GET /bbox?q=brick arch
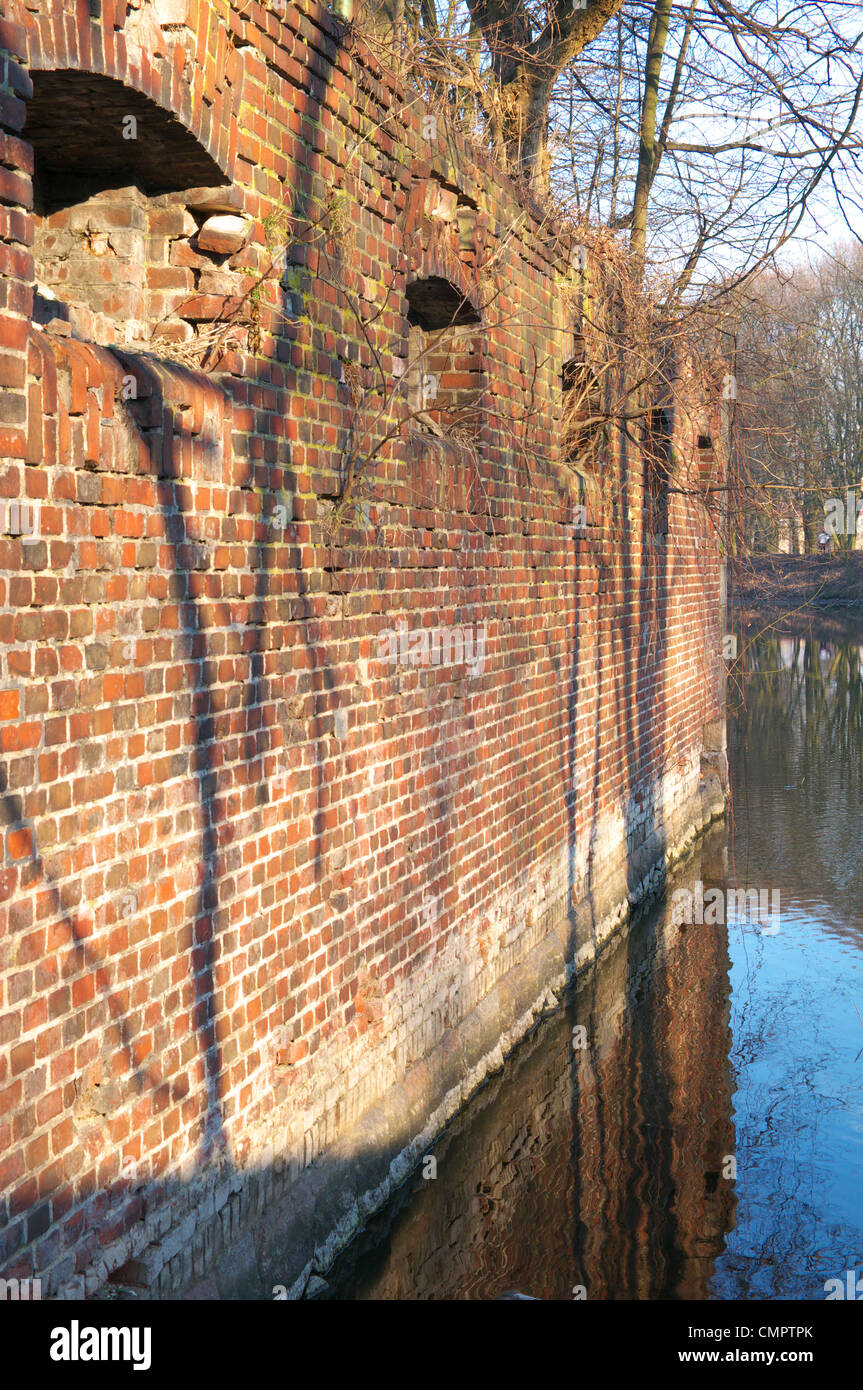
[407,223,483,327]
[406,271,481,328]
[24,70,230,194]
[404,218,486,439]
[10,0,238,188]
[7,3,265,353]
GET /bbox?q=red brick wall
[0,1,727,1298]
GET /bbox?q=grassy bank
[730,554,863,640]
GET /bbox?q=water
[323,630,863,1300]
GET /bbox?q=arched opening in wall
[404,276,482,439]
[24,71,247,357]
[561,339,604,530]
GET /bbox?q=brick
[0,690,19,720]
[0,18,26,59]
[10,1042,35,1077]
[0,166,32,210]
[0,722,40,753]
[0,353,26,389]
[0,131,35,178]
[0,318,28,353]
[0,93,26,134]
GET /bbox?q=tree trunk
[466,0,628,183]
[498,66,554,180]
[362,0,405,44]
[630,0,673,282]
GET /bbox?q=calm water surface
[325,631,863,1300]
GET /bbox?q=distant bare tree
[731,246,863,552]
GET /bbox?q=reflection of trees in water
[729,634,863,910]
[733,634,863,772]
[715,630,863,1298]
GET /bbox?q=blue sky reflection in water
[712,631,863,1298]
[323,631,863,1300]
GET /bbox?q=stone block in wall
[151,0,191,22]
[426,185,457,223]
[183,186,244,215]
[196,214,251,255]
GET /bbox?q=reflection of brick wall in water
[339,879,735,1300]
[573,897,736,1301]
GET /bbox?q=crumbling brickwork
[0,0,728,1299]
